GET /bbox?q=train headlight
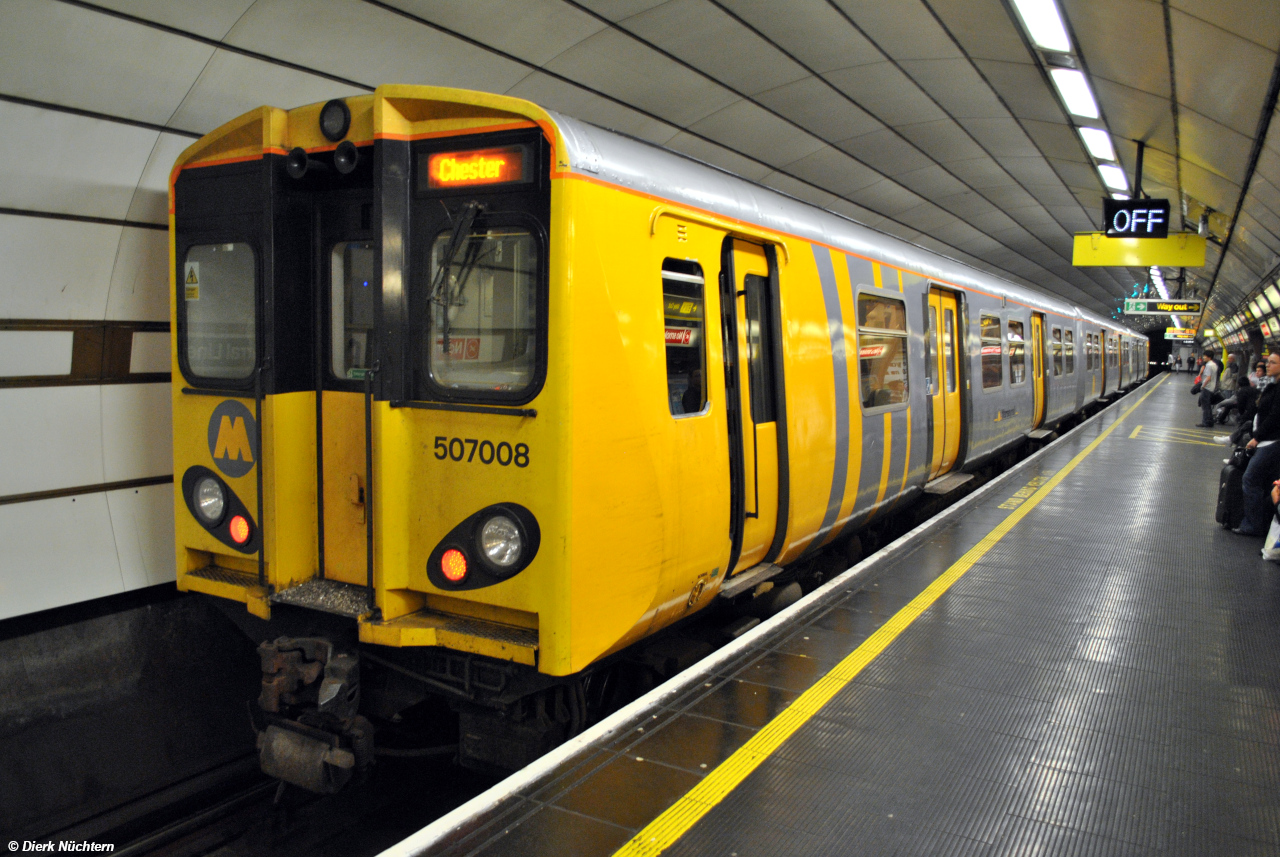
[478,515,523,569]
[193,476,226,525]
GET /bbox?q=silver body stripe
[546,110,1141,340]
[813,245,849,542]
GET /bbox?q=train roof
[547,109,1140,336]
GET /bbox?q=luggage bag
[1217,461,1245,529]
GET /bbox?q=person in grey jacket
[1196,350,1220,428]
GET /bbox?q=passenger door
[1030,313,1046,428]
[927,287,961,480]
[315,191,376,585]
[723,239,780,572]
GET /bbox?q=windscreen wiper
[429,200,484,357]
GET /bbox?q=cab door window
[663,260,707,416]
[181,242,257,380]
[331,241,376,379]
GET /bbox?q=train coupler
[255,637,373,792]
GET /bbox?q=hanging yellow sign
[1072,232,1206,267]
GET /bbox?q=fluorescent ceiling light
[1258,293,1273,312]
[1150,267,1169,299]
[1111,192,1130,200]
[1251,299,1263,319]
[1098,164,1128,191]
[1050,69,1100,118]
[1078,127,1116,161]
[1011,0,1072,52]
[1267,284,1280,307]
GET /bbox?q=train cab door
[315,192,377,585]
[926,287,961,480]
[1030,312,1046,428]
[723,239,780,573]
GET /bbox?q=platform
[385,372,1280,857]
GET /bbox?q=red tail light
[229,515,251,545]
[441,548,468,582]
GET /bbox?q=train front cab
[170,89,584,783]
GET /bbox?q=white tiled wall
[0,331,74,376]
[0,494,125,620]
[0,0,644,619]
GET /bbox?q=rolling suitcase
[1216,454,1246,530]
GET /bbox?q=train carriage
[169,85,1146,789]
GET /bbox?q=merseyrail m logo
[207,400,257,478]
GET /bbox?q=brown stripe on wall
[0,475,174,507]
[0,320,170,388]
[0,205,168,232]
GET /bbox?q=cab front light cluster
[181,466,259,553]
[427,504,540,590]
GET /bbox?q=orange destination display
[425,146,527,189]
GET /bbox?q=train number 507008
[433,436,529,467]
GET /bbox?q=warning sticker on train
[208,400,257,478]
[184,262,199,301]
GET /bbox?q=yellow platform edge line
[612,375,1167,857]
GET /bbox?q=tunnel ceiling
[5,0,1280,336]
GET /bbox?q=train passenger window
[743,273,776,423]
[331,241,376,379]
[944,308,956,393]
[425,227,538,394]
[980,313,1003,389]
[925,306,937,393]
[857,294,908,408]
[1007,319,1026,385]
[1051,327,1063,376]
[662,260,707,416]
[1088,334,1096,371]
[1065,330,1075,374]
[182,242,257,379]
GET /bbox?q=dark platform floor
[401,373,1280,857]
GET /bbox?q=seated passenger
[1232,353,1280,536]
[1216,362,1267,445]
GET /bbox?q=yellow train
[170,85,1148,790]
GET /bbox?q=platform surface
[405,373,1280,857]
